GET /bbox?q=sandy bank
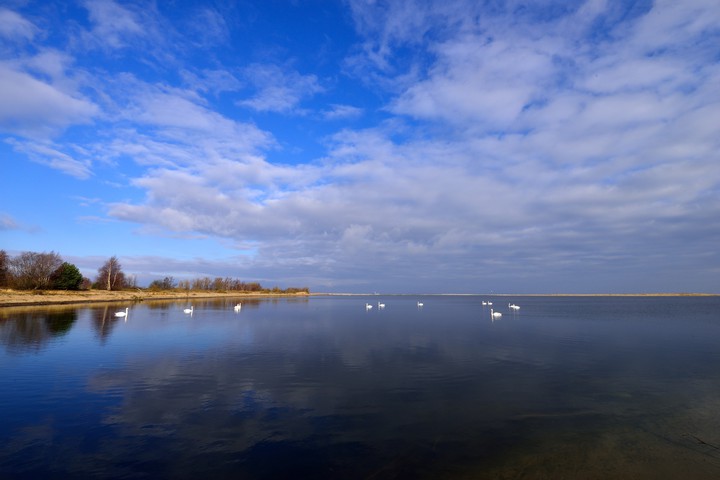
[0,289,308,308]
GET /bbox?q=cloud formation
[0,7,38,41]
[2,0,719,293]
[0,65,97,137]
[238,63,323,113]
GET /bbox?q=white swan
[417,301,424,307]
[183,306,194,314]
[378,302,385,309]
[115,307,128,318]
[491,309,502,318]
[482,301,487,306]
[365,303,373,310]
[509,303,520,310]
[234,303,242,312]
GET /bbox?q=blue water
[2,295,720,479]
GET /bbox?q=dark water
[2,295,720,479]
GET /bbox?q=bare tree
[148,276,175,290]
[126,274,138,289]
[8,251,63,289]
[96,256,125,291]
[212,277,225,291]
[0,250,8,288]
[192,277,212,290]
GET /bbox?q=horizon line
[311,292,719,297]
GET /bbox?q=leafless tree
[0,250,8,288]
[8,251,63,289]
[96,256,126,291]
[126,274,138,289]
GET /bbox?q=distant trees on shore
[0,250,309,294]
[147,275,308,294]
[0,250,87,290]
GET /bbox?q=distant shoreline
[0,289,309,308]
[310,292,719,297]
[1,289,716,308]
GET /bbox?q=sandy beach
[0,289,308,308]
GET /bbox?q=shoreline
[314,292,718,296]
[0,289,309,308]
[2,289,716,308]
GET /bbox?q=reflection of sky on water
[2,296,720,478]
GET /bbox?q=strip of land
[0,289,308,308]
[2,289,715,308]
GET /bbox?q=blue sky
[1,0,719,294]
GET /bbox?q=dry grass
[0,289,307,307]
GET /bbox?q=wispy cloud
[322,104,363,120]
[0,212,40,234]
[0,64,98,138]
[184,7,230,47]
[0,212,19,231]
[0,7,38,41]
[7,139,93,179]
[238,63,323,113]
[79,0,147,50]
[0,9,98,139]
[180,69,243,96]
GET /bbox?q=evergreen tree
[51,262,84,290]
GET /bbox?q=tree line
[148,276,309,294]
[0,250,309,294]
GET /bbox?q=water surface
[2,295,720,479]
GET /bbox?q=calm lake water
[2,295,720,479]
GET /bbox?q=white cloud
[391,38,553,127]
[580,57,688,94]
[346,0,472,72]
[180,69,243,95]
[0,212,19,230]
[185,7,230,47]
[23,50,73,81]
[0,212,40,234]
[628,0,720,54]
[7,139,93,179]
[0,8,38,41]
[0,65,98,138]
[81,0,145,50]
[104,83,274,165]
[323,104,363,120]
[238,64,323,113]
